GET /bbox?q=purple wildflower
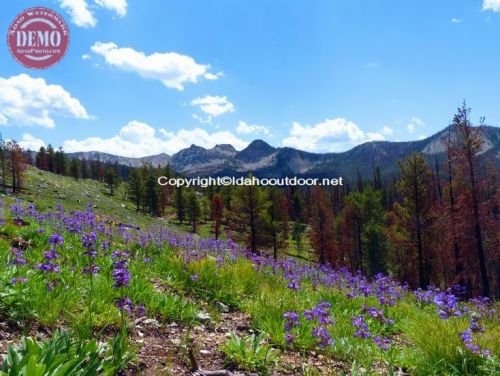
[10,277,28,284]
[36,262,60,273]
[43,249,59,260]
[286,279,300,291]
[82,265,100,275]
[434,292,462,319]
[373,336,391,351]
[10,248,26,265]
[113,267,130,288]
[48,233,64,246]
[116,297,133,313]
[312,326,333,348]
[352,315,371,338]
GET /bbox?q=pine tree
[175,186,186,223]
[396,153,433,288]
[0,134,6,192]
[127,169,144,211]
[186,190,201,233]
[211,193,224,239]
[263,188,289,260]
[309,187,336,265]
[69,158,81,180]
[448,103,490,296]
[36,146,48,171]
[145,174,159,216]
[292,221,306,255]
[47,144,55,173]
[104,167,119,195]
[232,181,268,255]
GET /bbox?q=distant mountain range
[68,125,500,182]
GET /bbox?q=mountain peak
[236,139,276,163]
[210,144,237,156]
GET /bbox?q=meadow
[0,168,498,375]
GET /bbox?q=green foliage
[1,330,104,376]
[221,332,279,374]
[1,330,136,376]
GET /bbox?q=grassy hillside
[0,168,498,375]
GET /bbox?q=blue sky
[1,0,500,157]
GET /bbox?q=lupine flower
[352,315,371,338]
[190,274,199,282]
[10,248,26,265]
[373,335,391,351]
[81,232,97,248]
[43,249,59,260]
[302,302,335,348]
[434,292,462,319]
[48,233,64,246]
[286,279,300,291]
[312,326,333,348]
[116,297,133,313]
[10,277,28,284]
[113,266,130,288]
[36,263,60,273]
[82,265,100,275]
[283,311,299,331]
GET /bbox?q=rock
[199,349,211,355]
[121,204,126,208]
[215,301,230,313]
[171,338,182,346]
[142,318,160,327]
[196,312,211,323]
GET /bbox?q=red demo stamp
[7,7,70,69]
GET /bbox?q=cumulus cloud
[90,42,220,90]
[94,0,127,17]
[236,121,270,135]
[59,0,96,28]
[406,117,426,134]
[190,96,235,124]
[483,0,500,12]
[282,118,385,152]
[0,74,90,128]
[63,120,248,157]
[381,126,394,136]
[58,0,127,28]
[17,133,46,150]
[451,18,463,24]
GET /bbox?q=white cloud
[0,74,90,128]
[366,132,385,141]
[18,133,46,150]
[82,54,91,60]
[59,0,96,28]
[282,118,385,152]
[381,126,394,136]
[190,96,235,122]
[406,117,426,134]
[63,121,248,157]
[236,121,270,135]
[192,113,212,124]
[483,0,500,12]
[58,0,128,28]
[451,18,463,24]
[94,0,127,17]
[90,42,220,90]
